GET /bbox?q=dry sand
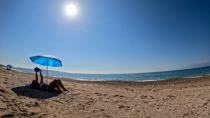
[0,67,210,118]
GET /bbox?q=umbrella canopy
[30,55,62,67]
[29,55,62,83]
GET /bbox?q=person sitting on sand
[31,67,68,93]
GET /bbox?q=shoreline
[4,64,210,82]
[4,68,210,90]
[9,68,210,88]
[10,67,210,83]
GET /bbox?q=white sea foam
[184,75,204,79]
[134,79,164,82]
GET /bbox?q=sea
[14,66,210,81]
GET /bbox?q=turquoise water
[16,66,210,81]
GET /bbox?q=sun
[65,3,78,17]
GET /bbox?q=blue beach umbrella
[29,55,62,82]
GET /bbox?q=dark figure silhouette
[31,67,68,93]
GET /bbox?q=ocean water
[15,66,210,81]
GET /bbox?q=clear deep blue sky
[0,0,210,73]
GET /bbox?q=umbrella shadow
[12,86,59,99]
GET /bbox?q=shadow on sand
[12,86,59,99]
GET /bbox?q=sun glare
[65,3,78,17]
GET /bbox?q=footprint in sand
[1,113,14,117]
[200,100,210,107]
[0,101,7,110]
[77,103,86,110]
[140,95,147,99]
[95,92,107,97]
[3,82,8,84]
[140,95,154,99]
[86,100,95,105]
[113,94,125,98]
[161,95,176,101]
[0,88,6,93]
[118,104,131,110]
[91,109,105,113]
[153,89,161,92]
[167,95,176,100]
[124,88,134,91]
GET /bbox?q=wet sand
[0,67,210,118]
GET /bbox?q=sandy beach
[0,67,210,118]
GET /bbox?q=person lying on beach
[31,67,68,93]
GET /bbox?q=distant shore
[1,67,210,118]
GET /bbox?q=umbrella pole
[46,65,48,84]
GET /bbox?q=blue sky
[0,0,210,73]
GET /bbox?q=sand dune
[0,68,210,118]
